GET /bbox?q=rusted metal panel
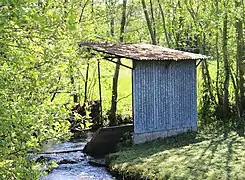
[80,42,210,61]
[133,60,197,137]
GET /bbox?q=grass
[53,59,132,116]
[108,132,245,180]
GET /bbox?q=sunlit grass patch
[108,132,245,180]
[53,59,132,116]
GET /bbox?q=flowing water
[38,136,115,180]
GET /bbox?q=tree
[0,1,85,178]
[109,0,128,125]
[222,1,230,125]
[235,0,245,135]
[158,0,171,47]
[141,0,157,45]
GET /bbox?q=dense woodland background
[1,0,245,179]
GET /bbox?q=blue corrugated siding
[133,60,197,134]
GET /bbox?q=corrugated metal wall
[133,60,197,135]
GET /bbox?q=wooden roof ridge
[79,42,211,61]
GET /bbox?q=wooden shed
[79,42,209,144]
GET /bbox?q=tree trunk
[110,18,115,36]
[107,0,115,36]
[222,9,230,125]
[91,0,94,14]
[71,75,78,103]
[149,0,156,42]
[235,0,245,135]
[84,61,90,103]
[109,0,127,126]
[175,1,184,48]
[119,0,127,42]
[51,76,61,102]
[78,0,90,23]
[109,58,121,125]
[214,0,222,106]
[158,0,170,48]
[141,0,157,45]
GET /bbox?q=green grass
[53,59,132,115]
[101,59,132,115]
[108,132,245,180]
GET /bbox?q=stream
[37,134,115,180]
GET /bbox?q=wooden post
[97,59,103,124]
[84,61,90,103]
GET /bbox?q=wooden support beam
[97,59,103,124]
[196,59,203,67]
[84,50,133,69]
[104,57,133,70]
[84,61,90,103]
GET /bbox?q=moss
[108,132,245,180]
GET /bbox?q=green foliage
[0,0,245,178]
[0,1,81,179]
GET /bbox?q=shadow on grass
[109,132,239,180]
[187,134,236,179]
[109,132,203,171]
[226,140,233,180]
[122,131,204,157]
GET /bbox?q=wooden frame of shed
[79,42,210,144]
